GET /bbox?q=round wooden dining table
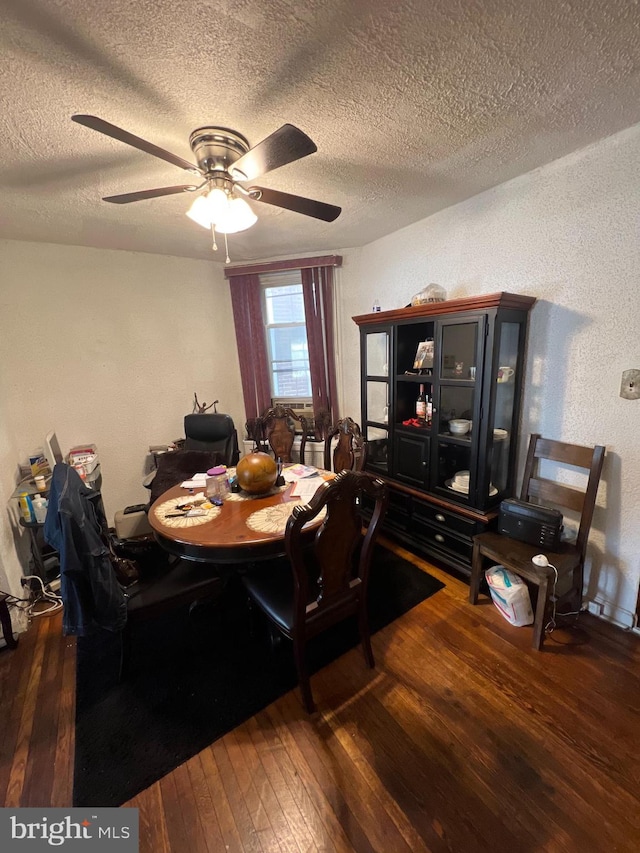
[148,475,330,564]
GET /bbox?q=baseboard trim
[586,598,636,630]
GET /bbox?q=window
[261,271,311,400]
[226,255,341,424]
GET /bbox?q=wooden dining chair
[262,404,309,463]
[120,560,226,678]
[240,469,388,712]
[244,417,268,454]
[324,416,367,473]
[118,450,229,676]
[469,434,605,650]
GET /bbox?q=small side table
[19,517,55,581]
[0,593,18,649]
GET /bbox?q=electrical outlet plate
[620,369,640,399]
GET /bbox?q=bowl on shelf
[449,419,471,435]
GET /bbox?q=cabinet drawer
[411,501,481,538]
[385,490,412,532]
[412,519,474,562]
[362,489,411,533]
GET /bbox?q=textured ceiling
[1,0,640,263]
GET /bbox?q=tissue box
[69,444,99,474]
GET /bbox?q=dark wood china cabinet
[354,292,536,577]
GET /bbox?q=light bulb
[186,188,231,229]
[215,197,257,233]
[185,194,212,229]
[206,188,230,221]
[186,190,257,234]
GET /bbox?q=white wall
[0,240,243,608]
[335,122,640,628]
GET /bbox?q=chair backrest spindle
[285,470,388,635]
[519,433,605,560]
[323,416,366,473]
[261,405,308,463]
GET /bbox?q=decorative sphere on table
[236,452,278,494]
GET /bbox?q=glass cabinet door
[487,320,522,495]
[432,317,483,501]
[362,330,389,473]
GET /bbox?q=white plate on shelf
[445,479,498,497]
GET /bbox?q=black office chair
[240,469,388,712]
[183,413,240,466]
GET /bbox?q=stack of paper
[290,475,324,499]
[282,464,317,483]
[180,472,209,489]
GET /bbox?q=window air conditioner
[272,399,314,424]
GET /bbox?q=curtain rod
[224,255,342,279]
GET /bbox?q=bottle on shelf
[18,492,35,523]
[32,494,48,524]
[416,384,427,421]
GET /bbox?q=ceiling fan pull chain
[224,232,230,264]
[210,222,218,252]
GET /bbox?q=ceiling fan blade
[248,186,341,222]
[230,124,317,181]
[72,115,201,174]
[103,185,198,204]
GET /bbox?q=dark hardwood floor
[1,538,639,852]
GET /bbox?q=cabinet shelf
[396,374,433,383]
[355,291,535,577]
[437,433,473,443]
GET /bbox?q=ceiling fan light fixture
[214,197,257,234]
[185,194,213,229]
[205,187,231,221]
[72,115,340,253]
[186,189,256,233]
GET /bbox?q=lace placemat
[246,502,326,535]
[153,496,221,528]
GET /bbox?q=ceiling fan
[71,114,341,256]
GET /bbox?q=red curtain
[229,274,271,420]
[302,266,338,425]
[228,261,340,427]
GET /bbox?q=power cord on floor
[533,557,588,645]
[3,575,63,620]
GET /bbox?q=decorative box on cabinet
[354,292,536,577]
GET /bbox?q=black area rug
[73,547,444,807]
